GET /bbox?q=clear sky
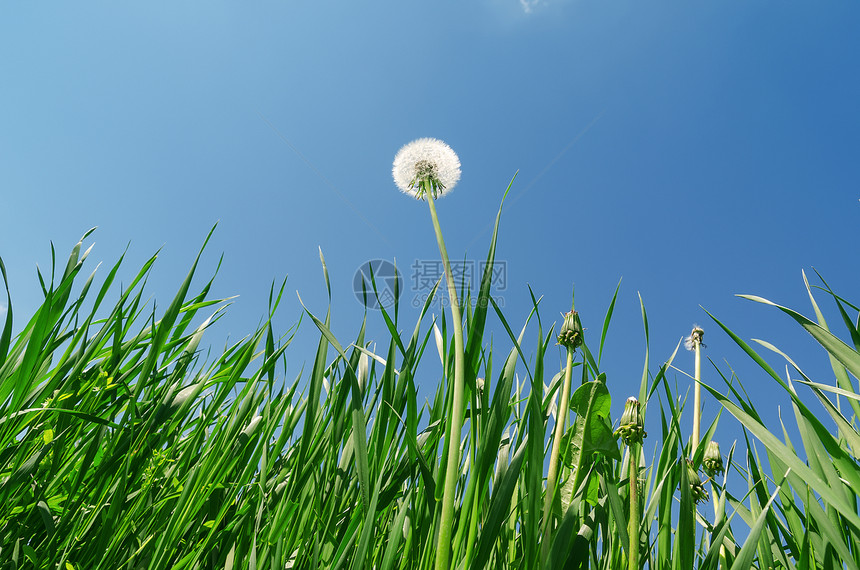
[1,1,858,436]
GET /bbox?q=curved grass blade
[0,256,13,367]
[597,279,621,366]
[729,474,785,570]
[738,294,860,382]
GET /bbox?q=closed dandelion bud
[474,377,485,410]
[686,459,709,504]
[557,311,583,349]
[703,440,724,478]
[615,397,646,445]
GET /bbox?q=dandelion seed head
[392,138,461,199]
[684,324,705,351]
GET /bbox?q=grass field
[2,170,860,569]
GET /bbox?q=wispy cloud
[519,0,542,13]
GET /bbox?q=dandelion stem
[628,441,640,570]
[462,402,482,565]
[463,480,480,563]
[540,346,575,564]
[692,337,702,453]
[426,181,466,570]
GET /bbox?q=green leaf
[567,380,620,463]
[469,434,528,570]
[738,294,860,382]
[700,379,860,532]
[729,476,784,570]
[0,256,13,368]
[597,279,621,366]
[676,458,694,570]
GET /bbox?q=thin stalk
[427,182,467,570]
[628,442,640,570]
[507,480,519,565]
[463,477,481,563]
[692,337,701,452]
[452,424,478,562]
[463,398,482,564]
[540,348,574,563]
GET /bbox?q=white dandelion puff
[392,138,461,199]
[684,325,705,351]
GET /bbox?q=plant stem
[426,183,467,570]
[540,347,575,564]
[628,442,640,570]
[463,478,480,563]
[692,337,702,453]
[463,400,482,565]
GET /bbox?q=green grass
[2,199,860,569]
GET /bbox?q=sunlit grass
[2,196,859,569]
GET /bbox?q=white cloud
[519,0,542,13]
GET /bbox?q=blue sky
[1,1,859,438]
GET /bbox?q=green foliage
[1,210,857,569]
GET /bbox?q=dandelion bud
[686,459,709,504]
[703,440,724,478]
[474,377,485,411]
[615,397,646,445]
[557,311,583,350]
